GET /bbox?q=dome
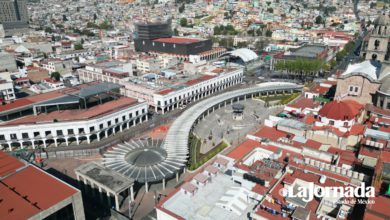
[319,100,363,121]
[380,76,390,94]
[374,14,390,26]
[222,48,259,63]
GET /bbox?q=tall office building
[0,0,28,30]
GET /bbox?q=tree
[315,15,323,25]
[180,18,187,27]
[74,43,83,50]
[62,15,68,22]
[267,8,273,13]
[50,72,61,81]
[178,4,185,13]
[45,27,53,33]
[265,29,273,37]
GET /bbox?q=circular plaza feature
[125,147,167,167]
[102,139,186,183]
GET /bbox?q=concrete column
[65,138,69,146]
[105,130,108,138]
[120,125,123,132]
[19,141,24,149]
[98,187,103,202]
[97,134,101,141]
[87,135,90,144]
[31,140,35,149]
[130,186,134,201]
[115,194,120,211]
[162,178,166,190]
[43,139,47,148]
[145,182,149,193]
[7,142,12,151]
[76,136,80,145]
[54,138,58,147]
[176,172,179,182]
[107,192,112,208]
[113,128,116,135]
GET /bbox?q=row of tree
[213,25,239,35]
[274,59,327,78]
[336,40,355,62]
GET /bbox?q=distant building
[361,13,390,63]
[0,0,29,34]
[0,72,15,103]
[0,151,85,219]
[0,51,17,72]
[133,20,219,61]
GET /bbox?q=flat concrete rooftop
[162,174,254,220]
[75,162,134,193]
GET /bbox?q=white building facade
[153,68,244,113]
[0,102,148,151]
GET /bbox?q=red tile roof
[365,196,390,219]
[287,98,319,109]
[153,37,200,44]
[2,166,78,210]
[2,97,138,126]
[226,139,260,160]
[0,152,25,178]
[0,99,34,112]
[0,184,41,220]
[185,75,215,86]
[305,115,316,124]
[309,85,330,94]
[254,126,291,141]
[158,88,174,95]
[0,153,78,220]
[350,124,365,135]
[319,100,363,120]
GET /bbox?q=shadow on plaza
[46,168,111,219]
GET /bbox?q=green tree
[45,27,53,33]
[265,29,273,37]
[74,43,83,50]
[180,18,187,27]
[50,72,61,81]
[267,8,273,13]
[315,15,323,24]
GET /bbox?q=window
[67,129,74,135]
[349,87,353,92]
[374,39,380,50]
[90,126,95,132]
[329,120,335,126]
[129,113,133,118]
[0,135,5,141]
[22,133,29,139]
[79,128,84,134]
[107,121,111,126]
[115,118,119,123]
[355,87,358,92]
[57,130,63,136]
[122,116,126,121]
[99,124,104,129]
[344,122,349,127]
[45,131,51,136]
[10,134,17,140]
[136,111,139,116]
